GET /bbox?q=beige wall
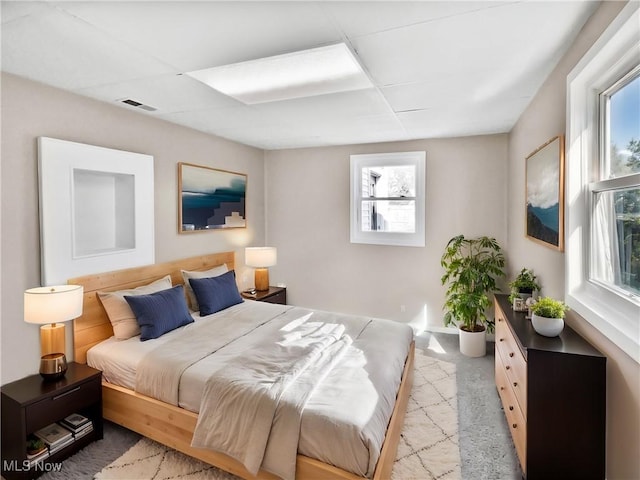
[264,135,508,332]
[507,2,639,478]
[0,73,266,384]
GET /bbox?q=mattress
[87,301,413,477]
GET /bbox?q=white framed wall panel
[38,137,154,285]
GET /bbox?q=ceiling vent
[119,98,157,112]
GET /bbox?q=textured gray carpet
[40,332,521,480]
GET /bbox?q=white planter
[459,327,486,357]
[531,313,564,337]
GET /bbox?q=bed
[71,252,415,480]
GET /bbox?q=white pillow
[97,275,172,340]
[181,264,229,311]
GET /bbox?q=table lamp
[24,285,84,380]
[245,247,277,291]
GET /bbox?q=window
[350,151,425,246]
[592,72,640,296]
[566,1,640,363]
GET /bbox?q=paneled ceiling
[1,1,599,150]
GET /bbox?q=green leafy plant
[508,268,541,303]
[441,235,505,333]
[26,436,45,454]
[530,297,569,319]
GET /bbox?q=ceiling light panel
[186,43,373,105]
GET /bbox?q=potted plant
[441,235,505,357]
[26,436,46,457]
[508,268,541,306]
[530,297,569,337]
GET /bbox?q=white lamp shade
[245,247,277,268]
[24,285,84,324]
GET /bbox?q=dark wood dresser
[494,294,606,479]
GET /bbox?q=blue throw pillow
[124,285,194,341]
[189,270,243,316]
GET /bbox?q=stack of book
[59,413,93,440]
[34,423,73,455]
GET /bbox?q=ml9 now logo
[3,460,63,473]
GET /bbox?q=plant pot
[459,327,486,357]
[531,313,564,337]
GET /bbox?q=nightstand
[242,286,287,305]
[1,363,103,479]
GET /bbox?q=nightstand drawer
[261,290,286,305]
[25,378,100,433]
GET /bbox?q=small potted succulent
[508,268,541,307]
[530,297,569,337]
[26,436,46,457]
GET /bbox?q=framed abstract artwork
[525,135,565,251]
[178,162,247,233]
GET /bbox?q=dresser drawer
[496,353,527,471]
[496,315,527,413]
[25,377,101,433]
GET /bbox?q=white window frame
[566,1,640,363]
[350,151,426,247]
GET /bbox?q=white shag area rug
[95,352,460,480]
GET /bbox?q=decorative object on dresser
[494,294,605,480]
[245,246,277,291]
[241,285,287,305]
[0,363,103,480]
[529,297,569,337]
[508,268,541,310]
[178,162,247,232]
[24,285,84,380]
[525,135,565,251]
[440,235,505,357]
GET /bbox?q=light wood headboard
[69,252,235,364]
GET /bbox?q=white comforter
[87,301,413,478]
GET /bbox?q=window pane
[361,200,415,233]
[608,74,640,178]
[592,187,640,295]
[361,165,415,198]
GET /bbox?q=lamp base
[255,268,270,291]
[40,353,67,381]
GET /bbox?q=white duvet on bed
[87,301,413,477]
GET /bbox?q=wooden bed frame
[70,252,415,480]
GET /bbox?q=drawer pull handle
[500,386,505,391]
[509,352,514,358]
[512,423,517,429]
[509,406,514,411]
[53,386,80,401]
[505,366,511,370]
[513,382,518,387]
[499,338,505,342]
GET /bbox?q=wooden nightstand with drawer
[242,286,287,305]
[1,363,103,479]
[494,294,606,480]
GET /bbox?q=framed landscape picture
[178,162,247,233]
[525,135,565,251]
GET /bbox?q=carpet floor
[38,332,520,480]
